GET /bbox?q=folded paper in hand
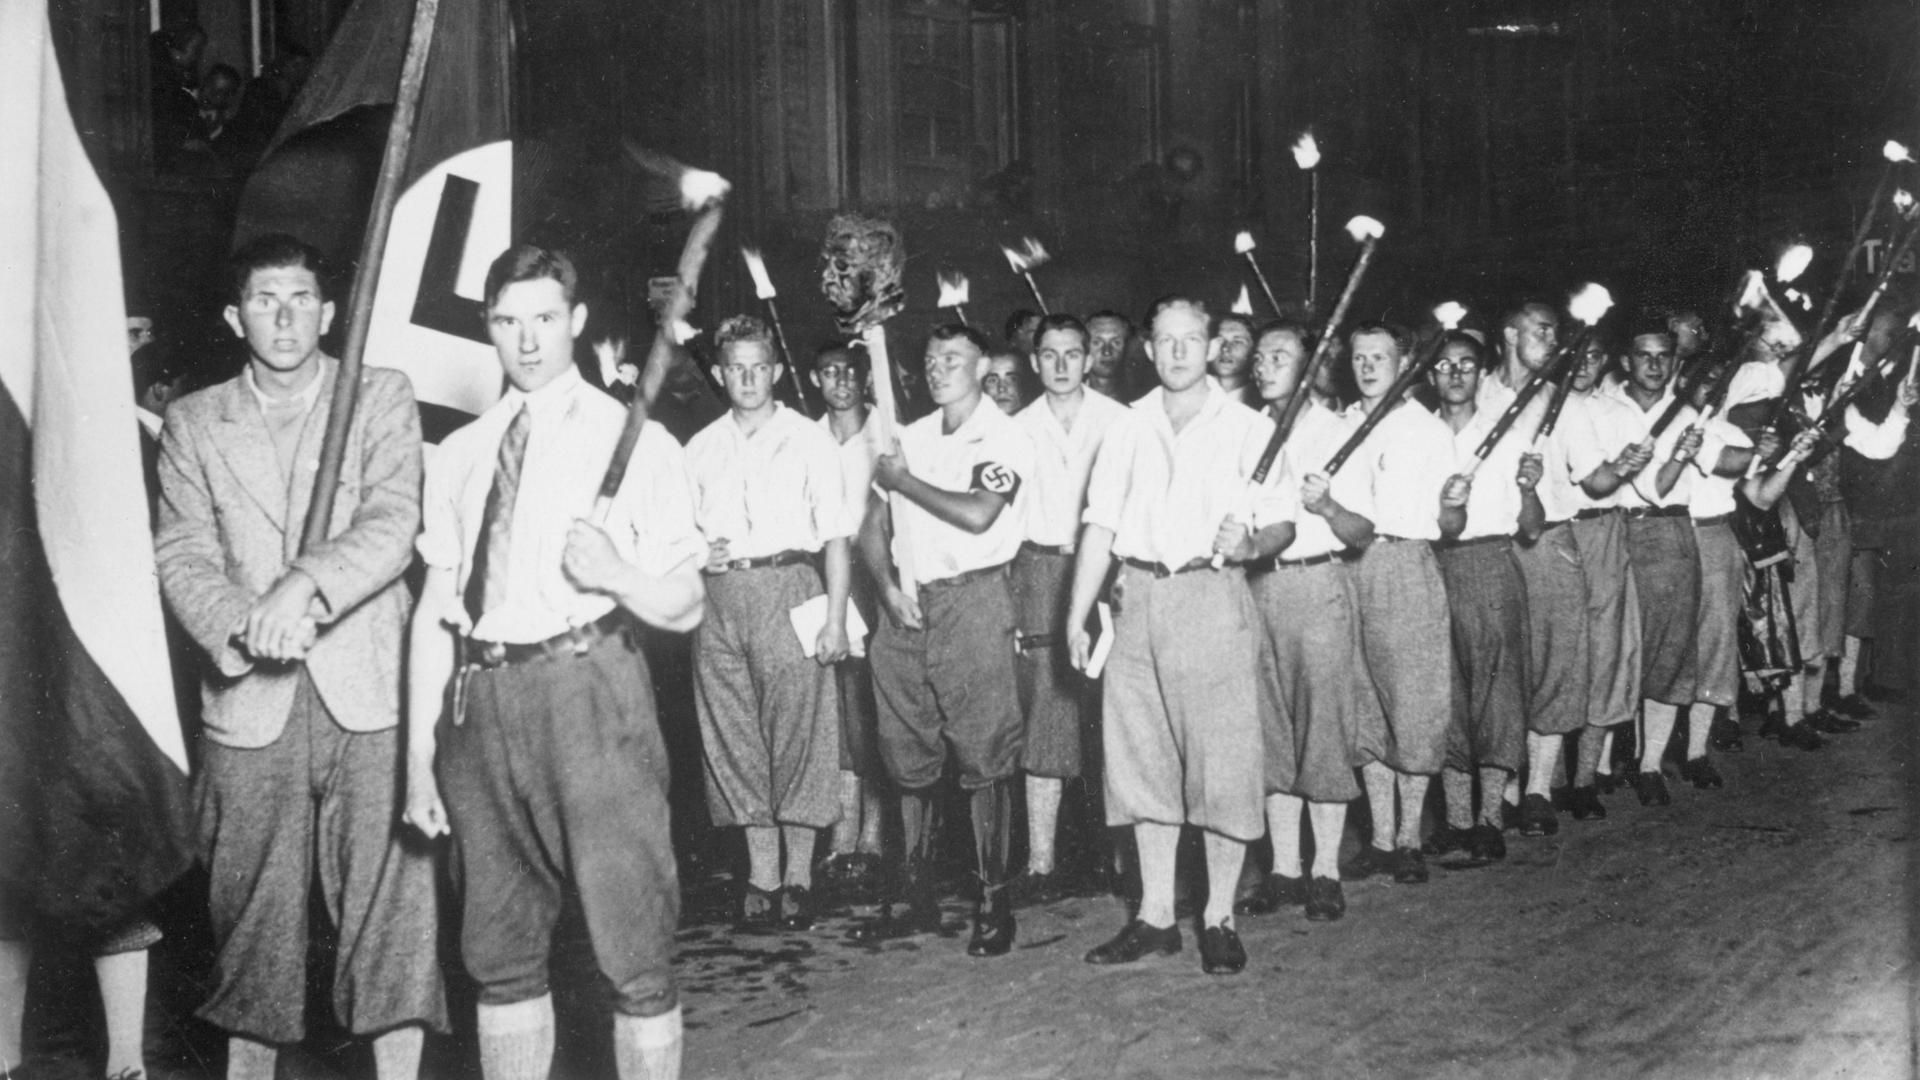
[790,594,870,658]
[1083,601,1115,679]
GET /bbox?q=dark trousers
[439,636,679,1015]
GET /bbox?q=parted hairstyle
[484,244,579,309]
[229,233,330,304]
[929,322,993,355]
[714,314,776,357]
[1032,313,1089,351]
[1145,295,1209,331]
[1349,320,1413,355]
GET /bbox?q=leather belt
[1434,534,1512,551]
[1120,555,1217,578]
[921,562,1009,591]
[1621,504,1688,520]
[1268,550,1353,571]
[1020,540,1076,557]
[703,549,815,575]
[466,611,630,670]
[1373,534,1429,544]
[1692,513,1733,528]
[1541,519,1571,531]
[1574,507,1620,521]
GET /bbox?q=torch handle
[1813,166,1894,345]
[1271,238,1381,457]
[1243,253,1283,317]
[593,199,726,524]
[1469,341,1580,465]
[861,325,919,601]
[764,298,814,419]
[1022,273,1051,315]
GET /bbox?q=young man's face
[1251,328,1307,403]
[1032,327,1090,398]
[127,317,154,356]
[486,277,587,395]
[1505,310,1558,372]
[1149,304,1211,394]
[718,339,782,413]
[983,354,1026,413]
[812,352,867,413]
[1350,330,1406,402]
[225,263,334,377]
[1573,339,1610,392]
[925,335,989,408]
[1626,333,1678,395]
[1209,319,1254,381]
[1009,315,1042,355]
[1429,342,1482,406]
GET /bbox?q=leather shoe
[1233,873,1306,916]
[1631,771,1671,807]
[1776,722,1824,751]
[1304,876,1345,922]
[1831,693,1877,720]
[1345,844,1396,880]
[778,884,816,931]
[1805,708,1861,735]
[1199,923,1248,975]
[1566,784,1607,820]
[1678,756,1724,790]
[1011,871,1064,907]
[1465,823,1505,861]
[738,884,779,931]
[1420,822,1472,857]
[1391,847,1429,884]
[1084,919,1182,965]
[1596,771,1625,795]
[967,901,1015,957]
[1518,793,1559,836]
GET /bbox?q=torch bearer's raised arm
[593,148,731,525]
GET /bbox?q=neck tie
[465,405,532,626]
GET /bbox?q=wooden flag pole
[301,0,441,553]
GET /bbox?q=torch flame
[937,270,970,308]
[1567,283,1613,325]
[741,247,777,300]
[1896,189,1915,212]
[1232,286,1253,316]
[1775,244,1813,284]
[670,319,700,346]
[1345,215,1385,242]
[1292,132,1321,170]
[1885,140,1913,164]
[1434,301,1467,330]
[1908,312,1920,331]
[1002,237,1051,272]
[1234,230,1256,254]
[679,168,731,211]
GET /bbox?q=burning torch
[1234,231,1283,316]
[741,247,814,417]
[938,270,972,327]
[1002,237,1052,314]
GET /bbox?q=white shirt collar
[499,364,586,420]
[245,361,326,413]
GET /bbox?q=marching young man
[1009,313,1128,899]
[686,316,852,931]
[406,245,706,1080]
[860,324,1035,957]
[1065,297,1283,974]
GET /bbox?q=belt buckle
[478,641,506,667]
[568,625,594,657]
[727,557,752,572]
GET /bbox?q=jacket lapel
[210,375,291,531]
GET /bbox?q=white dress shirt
[686,404,850,559]
[889,397,1035,583]
[1335,400,1455,540]
[1014,388,1128,548]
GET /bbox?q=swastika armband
[970,461,1022,499]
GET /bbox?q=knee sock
[1025,775,1064,876]
[1802,662,1826,716]
[780,826,816,888]
[477,996,555,1080]
[1134,822,1180,928]
[1307,802,1346,880]
[1841,636,1864,696]
[744,826,781,892]
[1525,733,1562,797]
[1395,774,1430,850]
[899,788,939,866]
[226,1036,278,1080]
[613,1006,682,1080]
[970,781,1012,895]
[1,939,31,1073]
[1477,767,1507,827]
[1264,793,1304,878]
[1361,761,1396,851]
[1441,767,1474,830]
[832,770,863,853]
[1686,706,1716,760]
[1201,832,1246,928]
[858,785,886,854]
[93,949,149,1079]
[372,1025,424,1080]
[1639,701,1677,771]
[1573,728,1605,787]
[1597,728,1616,777]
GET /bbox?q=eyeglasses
[1433,359,1480,376]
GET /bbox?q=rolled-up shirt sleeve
[1081,414,1136,534]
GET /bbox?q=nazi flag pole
[300,0,440,552]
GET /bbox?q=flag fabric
[240,0,516,435]
[0,3,193,937]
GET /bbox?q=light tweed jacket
[155,356,422,748]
